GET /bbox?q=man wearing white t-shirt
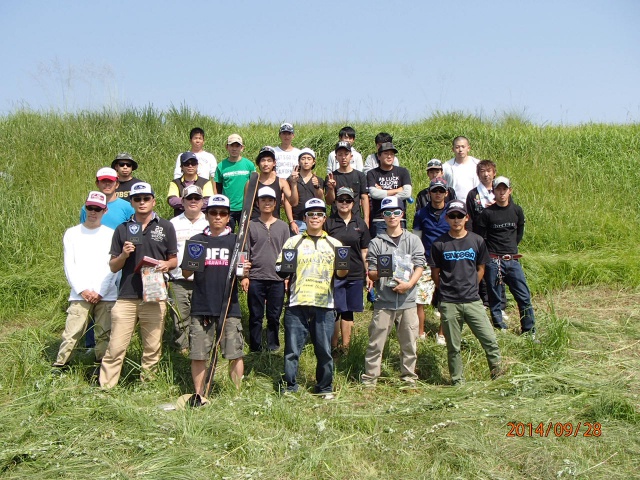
[168,185,209,353]
[173,127,218,182]
[274,123,301,179]
[52,191,118,372]
[443,136,480,202]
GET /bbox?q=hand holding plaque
[334,246,350,271]
[127,222,143,245]
[377,254,393,277]
[278,249,297,274]
[180,240,206,273]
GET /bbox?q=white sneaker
[434,311,441,319]
[436,334,446,346]
[321,393,335,400]
[419,333,427,340]
[501,310,509,321]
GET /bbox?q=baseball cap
[85,191,107,209]
[182,185,203,198]
[257,186,277,199]
[336,187,355,199]
[279,123,294,133]
[429,177,448,191]
[180,151,198,164]
[298,147,316,160]
[378,196,401,213]
[227,133,244,145]
[334,141,352,153]
[130,182,155,198]
[447,200,467,216]
[111,152,138,170]
[493,176,511,189]
[96,167,118,181]
[377,142,398,154]
[207,195,230,210]
[257,146,276,161]
[303,198,326,213]
[426,159,443,170]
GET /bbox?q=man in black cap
[112,152,143,201]
[366,142,412,237]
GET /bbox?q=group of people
[53,124,537,400]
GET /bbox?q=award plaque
[180,240,207,273]
[334,246,350,271]
[377,254,393,277]
[127,222,143,245]
[279,249,297,274]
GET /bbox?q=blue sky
[1,0,638,124]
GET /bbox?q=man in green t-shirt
[214,133,256,230]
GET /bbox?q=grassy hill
[0,110,638,478]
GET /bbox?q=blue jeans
[291,219,307,236]
[247,279,284,352]
[283,305,335,394]
[485,258,535,333]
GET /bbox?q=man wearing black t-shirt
[325,142,370,226]
[431,200,502,385]
[367,142,412,237]
[183,195,245,397]
[100,182,178,388]
[112,152,143,202]
[477,176,536,337]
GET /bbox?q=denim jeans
[248,279,285,352]
[291,220,307,236]
[485,258,535,333]
[283,305,335,394]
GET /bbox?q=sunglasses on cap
[207,209,229,217]
[336,197,354,204]
[132,195,153,203]
[86,206,105,213]
[382,209,403,218]
[447,213,466,219]
[305,211,326,218]
[117,162,132,168]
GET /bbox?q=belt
[490,254,522,260]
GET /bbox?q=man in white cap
[182,194,245,401]
[80,167,134,230]
[241,186,290,352]
[168,185,208,353]
[53,192,118,373]
[276,198,348,399]
[363,196,426,388]
[99,182,178,388]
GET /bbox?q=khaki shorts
[189,316,244,361]
[415,270,435,305]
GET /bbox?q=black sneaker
[187,393,204,408]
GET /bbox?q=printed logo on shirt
[376,174,400,190]
[205,247,230,266]
[443,248,476,261]
[150,226,166,242]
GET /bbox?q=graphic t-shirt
[214,157,256,211]
[274,146,301,179]
[367,166,412,217]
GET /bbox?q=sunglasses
[207,209,229,217]
[431,189,446,194]
[132,196,153,203]
[336,197,354,204]
[185,195,203,201]
[305,211,326,218]
[183,160,198,167]
[117,162,132,168]
[86,206,104,213]
[447,213,466,219]
[382,209,403,218]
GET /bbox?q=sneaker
[491,366,506,380]
[521,331,540,344]
[501,310,510,321]
[435,334,446,346]
[419,333,427,340]
[434,311,441,319]
[51,363,69,375]
[321,393,335,401]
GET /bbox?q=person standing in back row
[112,153,143,202]
[326,126,364,174]
[172,127,218,182]
[285,148,324,235]
[274,123,301,179]
[443,136,480,202]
